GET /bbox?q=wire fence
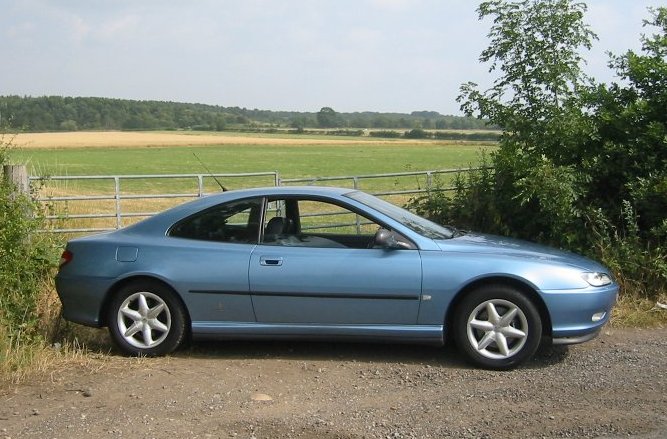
[29,167,481,234]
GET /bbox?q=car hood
[433,233,607,272]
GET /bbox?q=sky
[0,0,661,115]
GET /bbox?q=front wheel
[454,285,542,369]
[108,280,187,356]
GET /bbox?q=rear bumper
[55,274,113,327]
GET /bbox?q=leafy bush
[0,137,59,372]
[329,129,365,136]
[433,131,500,141]
[404,128,430,139]
[411,2,667,302]
[369,130,401,138]
[411,161,667,299]
[587,202,667,299]
[407,153,503,234]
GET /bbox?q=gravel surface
[1,327,665,438]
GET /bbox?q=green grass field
[12,132,493,193]
[14,142,490,178]
[9,132,493,230]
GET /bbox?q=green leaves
[460,0,596,132]
[586,7,667,242]
[446,2,667,298]
[0,140,59,350]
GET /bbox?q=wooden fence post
[3,164,29,195]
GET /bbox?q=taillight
[59,250,73,268]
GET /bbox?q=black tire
[453,285,542,370]
[108,280,187,356]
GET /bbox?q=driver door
[248,197,422,325]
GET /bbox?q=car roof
[205,185,356,200]
[120,186,360,235]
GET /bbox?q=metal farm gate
[26,168,480,234]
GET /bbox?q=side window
[169,198,262,243]
[261,198,380,249]
[298,200,378,235]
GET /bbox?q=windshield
[345,191,455,239]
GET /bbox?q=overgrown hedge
[411,3,667,302]
[0,138,59,370]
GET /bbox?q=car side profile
[56,186,618,369]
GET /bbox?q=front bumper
[541,283,618,340]
[552,329,601,345]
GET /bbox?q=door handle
[260,256,283,266]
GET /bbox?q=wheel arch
[99,275,192,330]
[445,276,552,338]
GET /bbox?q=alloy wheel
[116,291,172,349]
[466,299,529,360]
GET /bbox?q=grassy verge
[612,295,667,328]
[1,281,111,384]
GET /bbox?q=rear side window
[169,198,262,243]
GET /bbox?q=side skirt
[191,322,445,345]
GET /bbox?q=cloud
[95,14,140,41]
[367,0,415,12]
[5,21,36,41]
[66,14,92,44]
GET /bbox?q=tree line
[0,96,493,132]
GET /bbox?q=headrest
[265,217,286,235]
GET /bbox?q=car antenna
[192,152,227,192]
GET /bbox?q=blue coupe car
[56,186,618,369]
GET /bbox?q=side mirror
[374,228,414,250]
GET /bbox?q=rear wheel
[108,280,186,356]
[454,285,542,369]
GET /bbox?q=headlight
[582,272,612,287]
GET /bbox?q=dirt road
[1,328,665,438]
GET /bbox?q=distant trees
[0,96,494,132]
[316,107,343,128]
[404,128,428,139]
[59,119,78,131]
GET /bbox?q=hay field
[12,131,428,149]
